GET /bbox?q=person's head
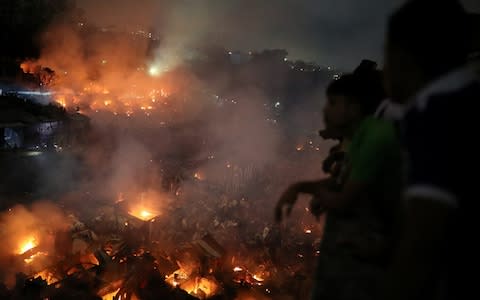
[323,60,385,137]
[385,0,470,104]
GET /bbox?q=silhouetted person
[383,1,478,299]
[468,13,480,76]
[276,61,402,300]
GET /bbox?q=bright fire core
[18,236,38,255]
[128,207,159,221]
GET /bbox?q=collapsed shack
[0,193,321,300]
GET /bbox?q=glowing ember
[181,277,219,297]
[165,269,189,287]
[34,270,59,285]
[128,206,159,221]
[194,172,205,180]
[17,236,38,255]
[101,288,120,300]
[253,274,264,282]
[232,266,267,286]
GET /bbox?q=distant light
[228,51,232,55]
[25,151,43,157]
[275,101,281,108]
[148,66,160,77]
[284,57,288,61]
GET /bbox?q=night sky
[78,0,480,69]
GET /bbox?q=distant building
[1,95,90,151]
[228,51,252,64]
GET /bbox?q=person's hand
[275,184,301,223]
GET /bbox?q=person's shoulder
[406,81,480,126]
[365,117,396,138]
[429,81,480,106]
[361,117,398,148]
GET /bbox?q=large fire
[20,56,177,119]
[17,236,38,255]
[21,55,180,117]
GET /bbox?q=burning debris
[0,187,322,300]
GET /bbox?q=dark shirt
[401,68,479,299]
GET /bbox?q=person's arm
[310,181,367,211]
[312,121,396,212]
[274,178,333,222]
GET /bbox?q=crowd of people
[275,0,479,299]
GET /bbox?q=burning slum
[0,184,325,299]
[0,10,333,299]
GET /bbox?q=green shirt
[320,116,403,263]
[347,116,403,224]
[348,116,401,184]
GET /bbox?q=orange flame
[34,270,59,285]
[101,288,120,300]
[24,251,48,264]
[128,207,159,221]
[17,236,38,255]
